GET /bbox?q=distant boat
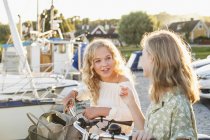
[192,58,210,69]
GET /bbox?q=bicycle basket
[27,125,49,140]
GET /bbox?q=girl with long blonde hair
[63,38,145,133]
[120,30,200,139]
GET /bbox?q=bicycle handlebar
[74,119,158,140]
[73,120,132,140]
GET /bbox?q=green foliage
[118,11,153,46]
[42,9,54,31]
[0,23,10,44]
[149,15,162,30]
[22,20,33,40]
[119,46,140,61]
[191,46,210,59]
[59,14,75,33]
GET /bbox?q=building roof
[168,20,200,33]
[91,25,107,35]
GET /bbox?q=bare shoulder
[118,75,129,83]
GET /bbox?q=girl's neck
[101,73,121,83]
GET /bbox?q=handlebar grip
[111,120,133,126]
[78,118,100,128]
[128,136,156,140]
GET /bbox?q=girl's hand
[83,107,111,120]
[120,86,135,106]
[83,107,99,120]
[132,130,154,140]
[63,90,77,113]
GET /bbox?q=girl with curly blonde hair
[63,38,145,133]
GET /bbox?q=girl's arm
[63,84,91,104]
[120,87,145,130]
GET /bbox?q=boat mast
[37,0,40,32]
[3,0,39,98]
[50,0,54,31]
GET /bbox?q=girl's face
[93,47,116,82]
[140,46,153,78]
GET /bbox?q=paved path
[134,71,210,135]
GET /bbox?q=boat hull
[0,103,57,139]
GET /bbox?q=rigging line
[20,89,31,98]
[13,76,50,95]
[14,76,60,97]
[1,76,30,91]
[14,78,37,95]
[40,88,54,99]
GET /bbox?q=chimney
[190,18,194,21]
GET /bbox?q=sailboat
[0,0,84,139]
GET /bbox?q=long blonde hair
[141,30,200,104]
[82,39,133,104]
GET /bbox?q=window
[199,24,202,29]
[177,24,182,30]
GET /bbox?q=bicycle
[66,99,134,140]
[73,117,134,140]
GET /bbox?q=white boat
[192,58,210,69]
[195,64,210,99]
[196,64,210,79]
[0,0,82,139]
[199,79,210,99]
[0,95,59,139]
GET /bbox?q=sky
[1,0,210,24]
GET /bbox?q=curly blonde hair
[82,39,133,105]
[141,30,200,104]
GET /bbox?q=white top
[76,80,141,122]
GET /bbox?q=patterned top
[145,89,197,140]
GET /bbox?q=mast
[50,0,54,30]
[3,0,39,98]
[37,0,39,32]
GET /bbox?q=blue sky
[1,0,210,24]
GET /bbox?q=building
[168,19,209,43]
[76,24,122,46]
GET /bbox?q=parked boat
[199,78,210,99]
[195,64,210,79]
[195,64,210,99]
[192,58,210,69]
[0,0,82,139]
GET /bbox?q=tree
[22,20,33,40]
[149,15,162,30]
[59,14,74,33]
[118,11,153,46]
[82,18,90,25]
[0,23,10,44]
